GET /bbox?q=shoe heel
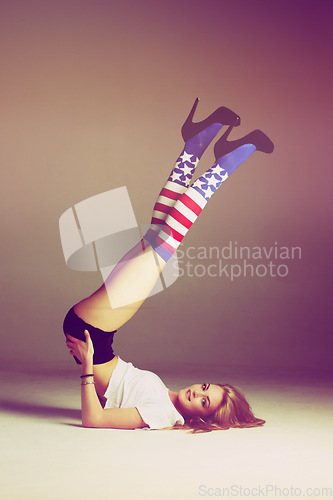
[181,98,200,141]
[181,99,240,142]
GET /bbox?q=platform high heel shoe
[181,97,240,143]
[214,127,274,160]
[189,126,274,202]
[210,127,274,179]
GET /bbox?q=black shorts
[63,307,116,365]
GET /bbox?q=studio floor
[1,366,332,500]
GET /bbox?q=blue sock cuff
[185,123,223,160]
[143,233,173,263]
[216,144,256,175]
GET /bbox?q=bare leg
[74,240,167,331]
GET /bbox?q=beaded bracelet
[81,381,95,386]
[80,374,94,379]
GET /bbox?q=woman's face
[177,383,224,419]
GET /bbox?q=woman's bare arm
[66,332,147,429]
[81,376,146,428]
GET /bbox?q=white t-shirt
[103,357,185,430]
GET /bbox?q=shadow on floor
[0,400,80,420]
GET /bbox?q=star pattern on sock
[193,166,229,201]
[207,165,222,177]
[168,151,198,187]
[169,170,184,184]
[182,162,197,177]
[180,150,196,163]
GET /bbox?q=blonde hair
[173,383,265,434]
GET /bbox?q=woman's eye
[202,398,206,407]
[202,383,207,390]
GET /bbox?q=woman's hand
[65,331,94,365]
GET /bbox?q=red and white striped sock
[150,180,188,231]
[144,186,207,262]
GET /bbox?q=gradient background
[1,0,332,378]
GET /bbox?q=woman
[64,98,273,432]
